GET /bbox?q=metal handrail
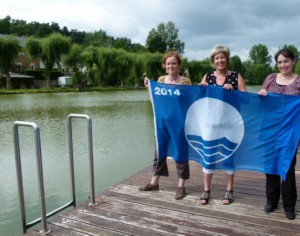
[68,114,96,206]
[13,114,96,234]
[13,121,51,235]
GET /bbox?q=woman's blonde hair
[210,45,230,67]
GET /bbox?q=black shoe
[264,204,277,213]
[285,210,295,220]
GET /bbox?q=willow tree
[26,33,71,87]
[0,36,20,89]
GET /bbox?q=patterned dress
[262,73,300,95]
[157,75,192,85]
[206,71,239,89]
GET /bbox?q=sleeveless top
[157,75,192,85]
[262,73,300,96]
[205,71,239,90]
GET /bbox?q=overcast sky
[2,0,300,63]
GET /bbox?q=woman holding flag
[258,48,299,220]
[199,45,247,205]
[140,51,192,200]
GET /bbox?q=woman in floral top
[258,48,299,220]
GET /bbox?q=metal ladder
[13,114,96,234]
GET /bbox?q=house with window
[0,34,40,72]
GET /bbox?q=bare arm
[237,74,247,92]
[199,74,208,85]
[144,76,150,88]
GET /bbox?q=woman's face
[165,56,180,76]
[213,52,228,70]
[277,54,296,75]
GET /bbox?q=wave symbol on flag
[185,97,244,164]
[186,135,239,164]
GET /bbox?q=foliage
[295,61,300,75]
[243,60,273,85]
[25,33,71,87]
[0,36,20,89]
[84,30,113,47]
[2,16,300,88]
[248,44,272,66]
[186,60,202,84]
[280,44,300,61]
[229,55,244,75]
[143,52,164,80]
[146,22,184,54]
[63,44,84,70]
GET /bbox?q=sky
[1,0,300,63]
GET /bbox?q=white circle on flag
[185,97,244,164]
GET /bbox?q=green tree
[295,61,300,75]
[229,55,244,74]
[81,45,101,86]
[187,60,202,84]
[84,30,113,47]
[0,36,20,89]
[70,29,86,44]
[0,15,11,34]
[280,44,300,61]
[144,52,164,80]
[146,29,166,53]
[63,44,83,70]
[113,37,132,51]
[249,44,272,66]
[146,22,184,54]
[25,33,71,87]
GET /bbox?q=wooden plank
[25,156,300,236]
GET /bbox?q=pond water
[0,85,261,236]
[0,89,154,236]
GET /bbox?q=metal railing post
[67,114,96,206]
[13,121,51,235]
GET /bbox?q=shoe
[285,210,295,220]
[199,190,210,205]
[138,183,159,191]
[223,190,233,205]
[175,187,186,200]
[264,204,277,213]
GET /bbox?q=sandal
[223,190,233,205]
[199,190,210,205]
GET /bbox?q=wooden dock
[25,157,300,235]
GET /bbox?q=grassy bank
[0,86,145,95]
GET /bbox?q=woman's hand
[258,89,268,96]
[144,77,149,88]
[223,83,233,90]
[199,81,208,86]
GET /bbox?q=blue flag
[149,80,300,180]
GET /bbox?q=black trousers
[265,152,297,211]
[152,152,190,180]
